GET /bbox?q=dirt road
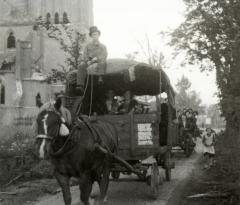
[35,151,201,205]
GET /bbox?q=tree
[207,104,226,129]
[175,75,202,111]
[170,0,240,122]
[170,0,240,186]
[125,35,166,69]
[34,17,87,83]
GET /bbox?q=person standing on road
[202,127,216,169]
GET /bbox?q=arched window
[7,32,16,49]
[63,12,69,24]
[46,13,51,24]
[54,12,59,24]
[0,82,5,105]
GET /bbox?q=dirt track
[35,143,202,205]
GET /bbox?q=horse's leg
[79,173,93,205]
[55,172,71,205]
[98,160,110,204]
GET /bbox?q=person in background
[76,26,107,94]
[159,97,168,146]
[36,93,43,108]
[186,109,193,119]
[118,90,138,113]
[193,111,198,121]
[1,59,8,70]
[178,114,187,145]
[202,127,216,169]
[182,107,187,115]
[105,90,118,114]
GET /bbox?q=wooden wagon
[65,59,177,198]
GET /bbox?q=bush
[0,126,52,186]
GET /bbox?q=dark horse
[35,99,117,205]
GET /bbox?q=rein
[50,118,106,157]
[36,113,110,158]
[79,117,113,153]
[50,125,79,157]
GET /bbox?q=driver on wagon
[76,26,108,95]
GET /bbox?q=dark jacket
[118,99,138,113]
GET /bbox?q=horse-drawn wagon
[35,59,178,204]
[172,109,199,157]
[65,59,177,198]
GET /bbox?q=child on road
[202,127,216,169]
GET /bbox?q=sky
[93,0,218,105]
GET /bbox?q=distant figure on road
[202,127,216,169]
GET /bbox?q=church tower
[30,0,94,73]
[0,0,94,66]
[29,0,93,28]
[0,0,94,107]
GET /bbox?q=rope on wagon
[88,74,94,118]
[76,72,90,116]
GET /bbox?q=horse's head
[35,98,70,159]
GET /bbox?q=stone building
[0,0,93,129]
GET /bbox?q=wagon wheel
[111,171,120,180]
[150,163,160,199]
[165,152,172,181]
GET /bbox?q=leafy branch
[33,16,87,82]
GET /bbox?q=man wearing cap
[76,26,108,94]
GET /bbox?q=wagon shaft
[95,143,143,175]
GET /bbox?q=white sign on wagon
[137,123,153,145]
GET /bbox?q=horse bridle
[36,134,54,141]
[36,109,65,141]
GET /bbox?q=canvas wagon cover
[99,58,172,96]
[72,59,175,114]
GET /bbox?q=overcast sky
[93,0,218,105]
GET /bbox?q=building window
[46,13,51,29]
[46,13,51,24]
[0,83,5,105]
[54,12,59,24]
[7,32,16,49]
[63,12,69,24]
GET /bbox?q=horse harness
[36,109,78,157]
[36,110,114,157]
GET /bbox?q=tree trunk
[221,95,240,197]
